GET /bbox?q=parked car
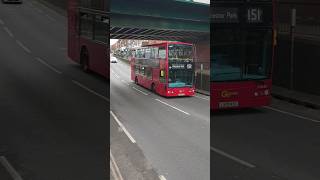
[111,57,118,63]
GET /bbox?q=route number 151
[247,8,263,23]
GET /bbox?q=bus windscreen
[211,28,272,82]
[168,44,194,88]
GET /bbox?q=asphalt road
[212,98,320,180]
[110,58,210,180]
[0,1,108,180]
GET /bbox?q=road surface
[110,57,210,180]
[212,98,320,180]
[0,1,108,179]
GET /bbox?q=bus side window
[145,48,151,59]
[135,65,139,74]
[158,46,166,59]
[80,12,93,39]
[94,15,108,43]
[141,66,145,76]
[146,68,152,79]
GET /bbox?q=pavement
[0,1,108,179]
[272,85,320,109]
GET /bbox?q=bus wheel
[151,83,155,92]
[80,49,89,73]
[135,77,138,84]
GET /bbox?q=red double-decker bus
[131,42,195,97]
[211,0,276,110]
[67,0,109,77]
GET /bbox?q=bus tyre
[135,77,138,84]
[151,83,155,92]
[80,50,89,73]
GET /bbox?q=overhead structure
[109,0,209,42]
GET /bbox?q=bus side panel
[67,0,80,63]
[210,79,272,110]
[156,83,167,96]
[80,39,108,78]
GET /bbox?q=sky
[110,39,118,45]
[110,0,209,45]
[194,0,209,4]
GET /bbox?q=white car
[111,57,118,63]
[2,0,23,3]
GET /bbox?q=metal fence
[194,61,210,92]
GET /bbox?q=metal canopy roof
[109,0,209,42]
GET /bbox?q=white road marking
[195,95,209,101]
[110,161,118,180]
[0,19,4,25]
[155,99,190,115]
[72,80,109,102]
[132,86,149,96]
[16,40,31,53]
[110,150,124,180]
[110,111,136,143]
[45,14,56,21]
[3,27,14,37]
[0,156,24,180]
[35,57,62,74]
[121,79,130,86]
[264,106,320,123]
[211,147,256,168]
[159,175,167,180]
[34,7,43,13]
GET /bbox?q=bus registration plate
[178,93,185,96]
[219,101,239,108]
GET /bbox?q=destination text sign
[211,8,239,23]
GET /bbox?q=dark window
[211,28,272,82]
[158,46,166,59]
[135,65,140,74]
[145,48,151,59]
[94,15,108,43]
[140,66,145,76]
[80,12,93,38]
[146,68,152,79]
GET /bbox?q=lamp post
[290,8,296,90]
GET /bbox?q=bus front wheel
[135,77,138,84]
[80,49,89,73]
[151,83,155,92]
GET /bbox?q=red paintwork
[211,0,275,110]
[131,42,195,97]
[67,0,109,78]
[211,80,272,110]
